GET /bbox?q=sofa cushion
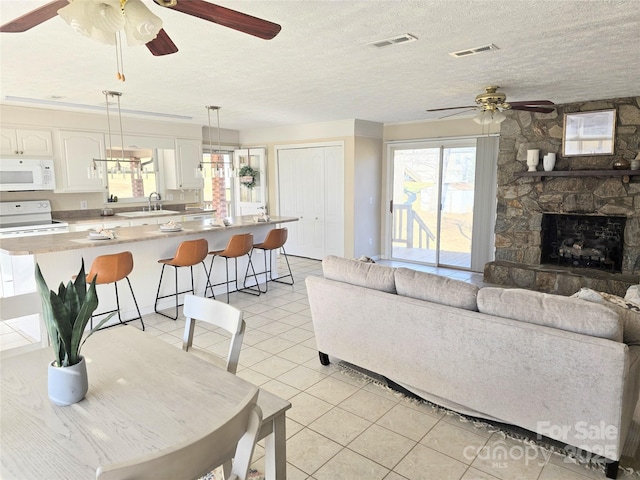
[322,255,396,293]
[477,287,623,342]
[572,287,640,346]
[395,268,479,311]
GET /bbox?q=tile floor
[2,256,637,480]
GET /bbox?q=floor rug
[338,362,640,478]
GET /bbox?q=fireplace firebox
[540,214,626,272]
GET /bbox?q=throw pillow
[478,287,623,342]
[571,287,640,346]
[322,255,396,293]
[625,285,640,304]
[394,268,479,311]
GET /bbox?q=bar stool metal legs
[244,228,294,293]
[154,239,210,320]
[86,251,145,331]
[206,233,261,303]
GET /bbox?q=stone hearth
[484,96,640,295]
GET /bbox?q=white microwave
[0,159,56,191]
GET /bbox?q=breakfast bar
[0,216,298,340]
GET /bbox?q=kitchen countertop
[0,216,297,255]
[54,208,217,225]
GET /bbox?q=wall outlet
[166,193,174,201]
[80,200,88,210]
[179,193,185,200]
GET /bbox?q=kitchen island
[0,216,298,341]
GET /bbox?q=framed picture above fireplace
[562,109,616,156]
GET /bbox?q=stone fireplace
[484,96,640,296]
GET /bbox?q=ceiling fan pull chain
[115,31,125,82]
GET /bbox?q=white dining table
[0,326,290,480]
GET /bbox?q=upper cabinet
[57,130,107,192]
[164,138,203,190]
[1,127,53,157]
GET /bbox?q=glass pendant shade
[58,0,162,47]
[473,108,506,125]
[122,0,163,46]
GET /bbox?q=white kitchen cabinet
[182,213,215,222]
[1,127,53,157]
[69,222,104,232]
[102,220,129,229]
[164,138,203,190]
[154,215,184,225]
[58,130,107,192]
[128,217,156,226]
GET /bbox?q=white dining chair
[182,294,246,375]
[96,386,262,480]
[0,291,48,359]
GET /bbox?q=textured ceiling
[1,0,639,130]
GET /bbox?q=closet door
[277,145,344,260]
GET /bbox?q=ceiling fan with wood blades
[0,0,282,57]
[426,86,555,123]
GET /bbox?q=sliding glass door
[390,141,476,269]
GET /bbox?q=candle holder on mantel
[526,149,540,172]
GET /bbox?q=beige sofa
[306,256,640,479]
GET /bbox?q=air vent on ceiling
[369,34,418,48]
[449,43,499,58]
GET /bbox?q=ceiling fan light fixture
[473,108,506,125]
[58,0,162,46]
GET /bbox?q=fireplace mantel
[514,169,640,183]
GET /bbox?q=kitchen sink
[118,210,181,218]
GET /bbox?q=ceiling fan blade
[0,0,68,33]
[438,108,477,119]
[511,106,556,113]
[146,29,179,56]
[157,0,281,40]
[508,100,555,107]
[426,106,477,112]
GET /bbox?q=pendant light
[89,90,137,180]
[198,106,235,179]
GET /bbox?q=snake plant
[35,260,111,367]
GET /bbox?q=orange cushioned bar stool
[154,238,210,320]
[206,233,260,303]
[85,251,144,331]
[244,227,294,293]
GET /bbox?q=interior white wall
[353,136,383,257]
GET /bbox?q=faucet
[148,192,161,211]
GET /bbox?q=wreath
[238,165,259,189]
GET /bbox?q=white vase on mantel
[526,149,540,172]
[543,153,556,172]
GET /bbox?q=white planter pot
[48,356,88,406]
